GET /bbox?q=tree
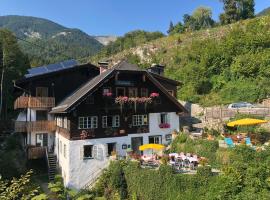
[0,170,47,200]
[220,0,239,24]
[0,29,29,119]
[220,0,255,25]
[192,7,215,29]
[167,21,174,34]
[238,0,255,19]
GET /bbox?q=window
[167,90,174,96]
[63,144,66,158]
[141,88,148,97]
[165,134,172,141]
[60,141,62,154]
[36,133,48,147]
[78,116,98,129]
[36,87,48,97]
[160,113,169,124]
[116,87,125,96]
[83,145,93,159]
[103,87,111,95]
[36,111,47,121]
[149,135,162,144]
[102,115,120,128]
[128,88,137,97]
[63,117,68,129]
[132,115,148,126]
[85,95,94,104]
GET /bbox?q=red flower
[103,92,112,97]
[150,92,159,98]
[159,123,170,128]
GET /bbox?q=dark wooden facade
[56,70,182,140]
[15,64,99,104]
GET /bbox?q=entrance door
[131,137,143,155]
[36,133,48,147]
[149,135,162,144]
[107,143,116,156]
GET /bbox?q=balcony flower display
[103,92,113,97]
[115,96,129,112]
[159,123,170,129]
[150,92,159,98]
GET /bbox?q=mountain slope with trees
[0,15,103,66]
[90,4,270,106]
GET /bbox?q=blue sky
[1,0,269,36]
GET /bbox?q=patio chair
[245,137,255,149]
[183,159,190,169]
[224,138,235,148]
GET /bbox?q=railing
[27,146,46,159]
[14,96,55,109]
[204,107,270,121]
[15,121,56,132]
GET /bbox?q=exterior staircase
[46,149,57,181]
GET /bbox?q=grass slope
[91,16,270,106]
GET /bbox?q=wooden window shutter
[97,145,104,161]
[158,114,161,124]
[93,145,98,159]
[167,113,170,124]
[103,144,108,158]
[80,146,84,160]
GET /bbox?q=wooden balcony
[27,146,46,159]
[15,121,56,132]
[14,96,55,109]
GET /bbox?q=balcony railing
[15,121,56,132]
[27,146,46,159]
[14,96,55,109]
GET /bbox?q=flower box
[159,123,170,129]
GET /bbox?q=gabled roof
[51,60,188,114]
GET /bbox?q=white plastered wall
[56,112,179,189]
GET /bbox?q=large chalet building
[14,59,187,189]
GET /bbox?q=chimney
[147,63,165,76]
[98,61,109,74]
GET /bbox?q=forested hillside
[0,15,103,66]
[91,16,270,106]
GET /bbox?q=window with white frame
[63,117,68,129]
[63,144,66,158]
[60,141,62,154]
[83,145,93,159]
[78,116,98,129]
[103,87,111,95]
[102,115,120,128]
[160,113,169,124]
[132,115,148,126]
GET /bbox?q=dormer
[147,64,165,76]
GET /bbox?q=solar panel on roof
[46,63,63,71]
[24,59,78,78]
[62,59,78,68]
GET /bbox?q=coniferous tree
[220,0,255,25]
[220,0,239,25]
[167,21,175,34]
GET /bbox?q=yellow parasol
[227,118,268,127]
[139,144,165,151]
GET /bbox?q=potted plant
[159,123,171,129]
